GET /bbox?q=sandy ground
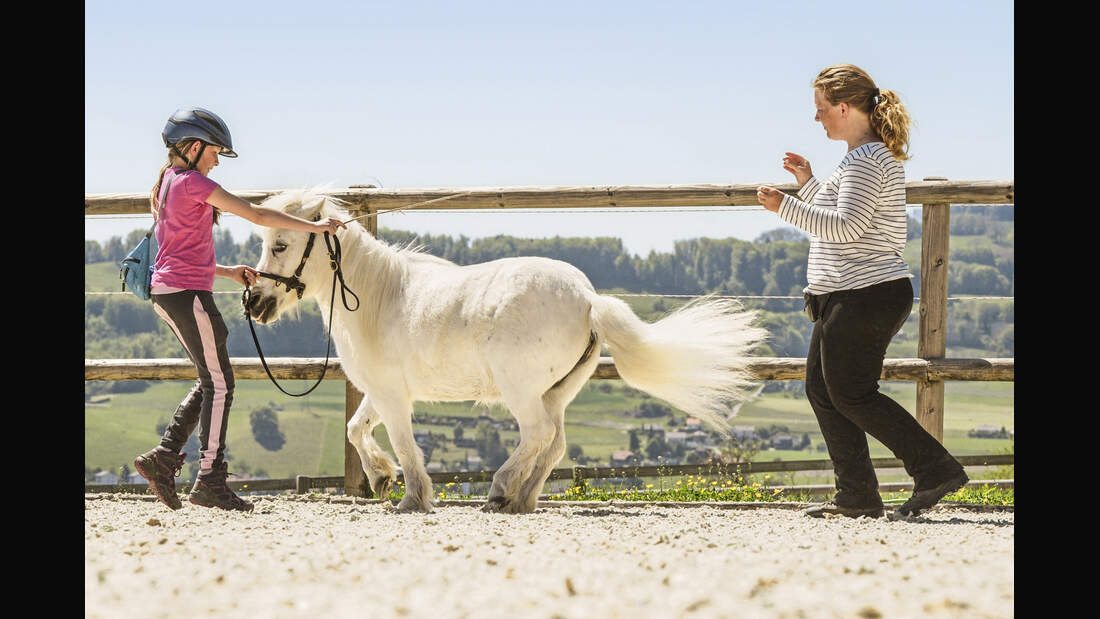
[85,494,1013,619]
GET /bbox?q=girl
[133,107,346,511]
[755,66,968,520]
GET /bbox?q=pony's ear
[301,196,326,220]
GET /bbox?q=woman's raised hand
[782,152,812,186]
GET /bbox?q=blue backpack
[119,230,155,301]
[119,173,176,301]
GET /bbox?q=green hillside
[85,375,1013,481]
[85,207,1013,484]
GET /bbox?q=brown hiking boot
[188,462,253,512]
[888,470,970,521]
[804,499,884,519]
[133,447,186,510]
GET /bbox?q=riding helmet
[162,107,238,157]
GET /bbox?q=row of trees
[86,207,1013,298]
[85,207,1013,359]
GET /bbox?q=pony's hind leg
[346,396,398,499]
[483,397,556,514]
[513,410,565,512]
[515,347,602,510]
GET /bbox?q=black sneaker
[804,499,884,519]
[134,447,186,510]
[888,471,970,521]
[188,462,253,512]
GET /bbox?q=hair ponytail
[150,161,171,218]
[813,64,912,161]
[149,138,223,224]
[869,89,911,161]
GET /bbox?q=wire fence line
[83,201,1015,221]
[83,289,1014,302]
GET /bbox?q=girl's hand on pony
[314,217,347,236]
[219,265,259,288]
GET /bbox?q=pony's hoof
[481,496,509,513]
[371,476,394,500]
[396,496,433,513]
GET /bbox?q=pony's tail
[588,294,768,435]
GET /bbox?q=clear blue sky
[85,0,1013,256]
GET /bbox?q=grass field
[85,374,1013,483]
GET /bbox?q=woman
[133,107,346,511]
[755,65,968,520]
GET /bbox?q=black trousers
[805,277,963,508]
[151,290,235,474]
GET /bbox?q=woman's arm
[206,187,346,236]
[774,156,883,243]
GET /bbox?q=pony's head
[244,188,348,324]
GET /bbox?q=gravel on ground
[85,494,1014,619]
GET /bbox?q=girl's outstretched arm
[206,187,345,236]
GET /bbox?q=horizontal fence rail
[84,180,1014,215]
[84,356,1015,383]
[84,454,1015,496]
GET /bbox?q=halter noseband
[257,224,320,300]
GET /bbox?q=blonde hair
[150,138,222,224]
[813,64,912,161]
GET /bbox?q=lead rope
[241,232,358,397]
[340,191,471,225]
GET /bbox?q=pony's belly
[403,347,501,402]
[410,375,502,403]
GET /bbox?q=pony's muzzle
[243,290,279,324]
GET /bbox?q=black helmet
[162,107,238,158]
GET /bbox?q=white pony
[245,188,768,513]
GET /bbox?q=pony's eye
[272,242,288,254]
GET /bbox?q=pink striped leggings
[151,290,235,473]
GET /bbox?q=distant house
[126,472,146,485]
[731,426,756,441]
[610,450,638,467]
[93,470,119,485]
[771,434,795,450]
[464,453,483,471]
[665,431,689,444]
[684,418,703,429]
[968,425,1011,439]
[427,461,443,473]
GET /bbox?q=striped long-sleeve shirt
[777,141,912,295]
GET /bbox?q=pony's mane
[263,186,454,269]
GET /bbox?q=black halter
[241,224,360,397]
[255,227,319,300]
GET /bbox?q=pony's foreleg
[483,398,556,514]
[346,396,398,499]
[374,397,435,513]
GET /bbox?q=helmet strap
[188,143,207,170]
[171,142,207,170]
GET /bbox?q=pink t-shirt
[150,167,221,291]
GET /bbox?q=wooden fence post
[344,204,377,497]
[917,180,950,442]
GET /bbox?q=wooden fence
[85,179,1014,497]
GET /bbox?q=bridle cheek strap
[241,225,359,397]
